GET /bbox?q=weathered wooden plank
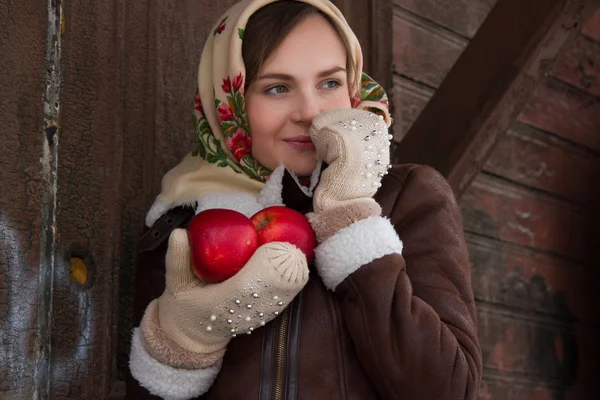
[393,6,467,88]
[582,7,600,41]
[478,306,579,390]
[393,0,497,38]
[467,233,600,323]
[518,79,600,153]
[550,33,600,97]
[461,173,598,263]
[479,380,559,400]
[49,0,124,397]
[392,0,596,197]
[478,308,600,398]
[483,121,600,205]
[0,0,49,398]
[391,74,433,142]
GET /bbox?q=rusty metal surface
[0,0,52,398]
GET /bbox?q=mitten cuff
[129,327,222,400]
[307,200,381,243]
[140,300,226,369]
[315,216,403,290]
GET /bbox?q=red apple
[188,208,258,283]
[250,206,316,263]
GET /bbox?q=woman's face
[245,14,352,177]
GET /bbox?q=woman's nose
[293,93,321,124]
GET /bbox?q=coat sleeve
[330,165,482,399]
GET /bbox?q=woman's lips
[283,136,316,151]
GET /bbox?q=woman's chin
[279,158,316,178]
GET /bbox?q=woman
[126,0,482,399]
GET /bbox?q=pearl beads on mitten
[310,109,392,214]
[156,229,309,355]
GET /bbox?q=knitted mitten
[308,108,392,243]
[137,229,309,367]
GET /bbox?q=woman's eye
[265,85,288,95]
[322,80,341,89]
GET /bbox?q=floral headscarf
[193,0,391,183]
[145,0,391,226]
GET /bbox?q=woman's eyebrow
[317,66,346,77]
[257,73,293,81]
[257,66,347,81]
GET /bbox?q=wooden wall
[391,0,498,141]
[466,10,600,397]
[391,2,600,398]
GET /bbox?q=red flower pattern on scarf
[232,73,243,91]
[217,103,233,121]
[227,129,252,160]
[221,77,232,93]
[194,92,204,114]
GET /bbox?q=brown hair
[242,1,352,89]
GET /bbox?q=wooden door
[0,0,388,398]
[0,1,240,398]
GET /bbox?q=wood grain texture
[334,0,394,90]
[468,233,600,323]
[483,121,600,206]
[518,79,600,153]
[461,173,598,263]
[393,0,497,38]
[393,6,467,88]
[391,74,433,141]
[392,0,595,197]
[550,33,600,97]
[479,381,561,400]
[478,306,578,389]
[478,308,600,399]
[0,0,48,397]
[49,0,123,397]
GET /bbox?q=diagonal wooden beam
[391,0,600,198]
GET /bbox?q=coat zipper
[274,307,289,400]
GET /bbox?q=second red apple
[250,206,316,263]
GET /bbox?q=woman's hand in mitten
[138,228,309,367]
[307,108,392,243]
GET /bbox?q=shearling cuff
[140,300,226,369]
[307,201,382,243]
[130,328,222,400]
[315,216,403,290]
